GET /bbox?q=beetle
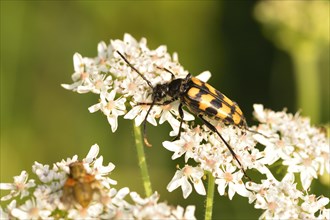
[61,161,99,208]
[116,51,251,179]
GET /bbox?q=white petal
[182,110,195,121]
[11,208,29,219]
[167,171,183,192]
[107,115,118,132]
[216,179,226,196]
[253,104,266,122]
[93,156,104,169]
[146,114,157,126]
[155,45,167,56]
[16,171,28,183]
[181,177,192,199]
[162,141,179,152]
[85,144,99,163]
[106,90,116,101]
[130,192,147,205]
[318,197,330,207]
[193,179,206,195]
[234,182,250,198]
[124,106,140,120]
[1,194,13,201]
[135,114,145,127]
[39,210,52,219]
[61,82,79,90]
[301,171,313,191]
[195,71,211,82]
[88,103,101,113]
[0,183,15,190]
[123,33,137,46]
[73,53,84,73]
[116,187,130,199]
[184,206,196,220]
[105,162,116,173]
[228,182,236,200]
[77,85,93,94]
[97,41,107,57]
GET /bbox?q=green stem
[133,124,152,197]
[205,171,215,220]
[291,44,320,123]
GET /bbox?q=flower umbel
[0,144,196,219]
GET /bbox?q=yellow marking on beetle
[198,94,216,111]
[191,77,203,86]
[204,83,217,95]
[216,104,232,118]
[187,87,200,98]
[232,112,242,125]
[222,95,234,107]
[234,105,243,116]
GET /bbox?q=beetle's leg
[172,103,184,141]
[139,98,177,147]
[198,115,251,181]
[136,98,176,107]
[142,100,156,147]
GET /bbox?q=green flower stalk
[204,172,215,220]
[133,123,152,197]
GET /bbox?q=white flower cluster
[62,33,207,133]
[247,173,329,219]
[0,144,196,219]
[253,104,329,190]
[60,34,329,218]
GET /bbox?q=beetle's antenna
[246,128,270,138]
[156,66,175,80]
[116,51,153,89]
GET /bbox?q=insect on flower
[116,51,253,179]
[61,161,100,208]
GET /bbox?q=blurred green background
[1,1,329,219]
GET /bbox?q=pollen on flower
[267,201,278,212]
[204,158,217,170]
[15,182,26,191]
[183,166,193,177]
[183,141,193,151]
[106,100,115,110]
[192,125,201,134]
[94,80,103,90]
[224,172,233,182]
[128,82,137,91]
[28,207,39,218]
[99,58,106,65]
[80,72,89,80]
[303,158,312,167]
[321,152,328,160]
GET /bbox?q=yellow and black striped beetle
[117,51,251,179]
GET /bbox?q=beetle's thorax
[151,74,192,101]
[152,84,169,102]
